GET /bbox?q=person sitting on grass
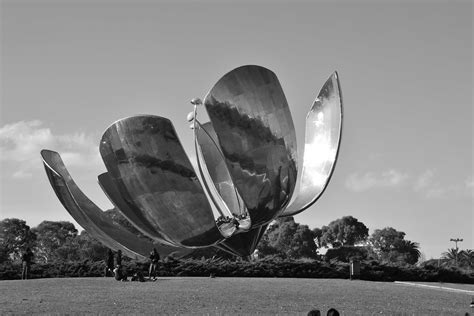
[131,271,145,282]
[113,265,127,282]
[148,248,160,280]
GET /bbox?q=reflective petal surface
[40,150,186,259]
[194,121,251,232]
[219,224,268,257]
[204,65,298,226]
[99,115,223,247]
[281,72,343,216]
[98,172,178,247]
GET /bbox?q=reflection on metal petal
[194,120,251,233]
[98,172,178,247]
[280,72,343,217]
[219,224,268,257]
[99,115,224,247]
[40,150,187,259]
[204,65,298,227]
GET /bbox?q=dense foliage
[1,214,471,285]
[369,227,421,265]
[320,216,369,248]
[0,257,472,284]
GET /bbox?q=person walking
[148,248,160,280]
[21,248,34,280]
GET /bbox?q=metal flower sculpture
[41,65,343,259]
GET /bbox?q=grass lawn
[1,277,472,315]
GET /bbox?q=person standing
[104,249,114,277]
[21,248,34,280]
[115,249,122,267]
[148,248,160,280]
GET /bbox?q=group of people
[105,248,160,282]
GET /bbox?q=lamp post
[450,238,463,266]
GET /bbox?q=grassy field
[1,277,473,315]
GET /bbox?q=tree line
[1,212,472,269]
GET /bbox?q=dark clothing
[21,250,34,280]
[21,261,30,280]
[148,250,160,279]
[113,266,127,281]
[104,250,114,277]
[150,252,160,264]
[115,251,122,267]
[106,252,114,269]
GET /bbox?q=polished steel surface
[280,72,343,216]
[99,115,224,247]
[41,65,343,258]
[204,65,298,227]
[40,150,187,259]
[98,172,178,247]
[219,224,268,257]
[194,120,251,233]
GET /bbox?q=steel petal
[99,115,224,247]
[204,65,298,226]
[280,72,343,216]
[219,224,268,257]
[40,150,187,259]
[98,172,178,246]
[194,121,251,232]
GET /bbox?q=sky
[1,0,472,260]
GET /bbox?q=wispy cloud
[346,167,473,198]
[345,169,409,192]
[413,170,473,199]
[0,120,101,179]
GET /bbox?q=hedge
[1,258,472,284]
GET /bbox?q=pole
[449,238,463,266]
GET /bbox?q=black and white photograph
[0,0,473,314]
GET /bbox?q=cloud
[413,171,474,199]
[346,168,472,198]
[0,120,101,178]
[466,177,474,189]
[345,169,409,192]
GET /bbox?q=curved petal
[40,150,187,259]
[280,72,343,217]
[204,65,298,226]
[98,172,178,247]
[99,115,224,247]
[194,120,251,232]
[219,224,268,257]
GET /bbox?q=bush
[325,246,369,262]
[1,258,472,284]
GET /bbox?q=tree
[257,217,318,259]
[461,249,473,268]
[393,239,421,265]
[369,227,421,265]
[0,218,36,262]
[369,227,405,253]
[312,228,323,249]
[76,231,109,262]
[442,248,464,267]
[320,216,369,248]
[32,221,78,262]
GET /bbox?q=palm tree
[460,249,473,268]
[395,240,421,264]
[442,248,461,266]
